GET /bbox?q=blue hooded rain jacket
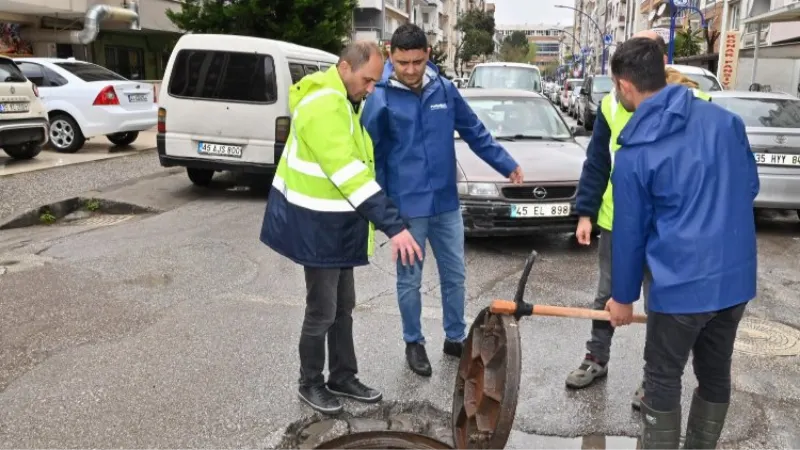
[611,85,760,314]
[361,61,518,219]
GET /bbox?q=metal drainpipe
[20,2,140,44]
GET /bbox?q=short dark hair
[611,38,667,93]
[339,41,381,70]
[652,34,667,55]
[390,23,428,53]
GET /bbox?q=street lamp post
[555,4,610,75]
[663,0,708,64]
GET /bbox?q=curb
[0,197,161,231]
[0,146,156,179]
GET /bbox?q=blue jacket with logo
[611,85,759,314]
[360,61,518,219]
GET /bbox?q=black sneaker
[406,342,432,376]
[327,378,382,403]
[297,384,343,415]
[443,340,464,357]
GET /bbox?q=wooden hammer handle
[490,300,647,324]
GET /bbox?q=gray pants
[585,229,651,363]
[299,267,358,387]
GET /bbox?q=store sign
[720,30,741,90]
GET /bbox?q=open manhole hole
[734,317,800,357]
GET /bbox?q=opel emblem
[9,86,15,94]
[533,186,547,199]
[775,135,787,145]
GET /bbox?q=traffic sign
[603,34,613,45]
[673,0,689,6]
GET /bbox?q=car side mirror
[571,125,589,137]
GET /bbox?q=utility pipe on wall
[21,1,140,45]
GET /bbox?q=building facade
[495,23,566,66]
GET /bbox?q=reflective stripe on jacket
[259,66,406,268]
[595,87,711,230]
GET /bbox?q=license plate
[510,203,571,218]
[0,102,29,113]
[198,142,243,158]
[128,94,148,103]
[753,152,800,167]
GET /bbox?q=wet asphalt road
[1,122,800,448]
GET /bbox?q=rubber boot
[638,401,682,449]
[683,390,730,449]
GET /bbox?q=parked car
[550,84,562,105]
[709,90,800,215]
[576,74,612,130]
[467,62,543,93]
[13,57,157,153]
[568,85,582,118]
[455,88,590,236]
[560,78,582,113]
[667,64,723,92]
[0,55,48,160]
[157,34,339,186]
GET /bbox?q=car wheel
[187,167,214,187]
[107,131,139,146]
[49,114,85,153]
[3,142,42,160]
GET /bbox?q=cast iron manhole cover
[64,214,135,227]
[734,317,800,357]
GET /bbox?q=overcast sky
[493,0,575,27]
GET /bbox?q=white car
[13,57,158,153]
[666,64,723,92]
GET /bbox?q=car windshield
[468,66,542,92]
[712,96,800,128]
[457,96,571,140]
[680,73,722,92]
[592,76,612,93]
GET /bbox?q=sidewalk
[0,128,157,178]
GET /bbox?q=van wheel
[187,168,214,186]
[3,142,42,160]
[49,114,85,153]
[107,131,139,146]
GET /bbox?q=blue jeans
[396,209,467,344]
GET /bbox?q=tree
[499,30,529,62]
[454,8,496,75]
[673,26,703,58]
[430,45,450,78]
[166,0,357,55]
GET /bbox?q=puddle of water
[509,432,638,449]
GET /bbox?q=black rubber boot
[683,390,730,449]
[638,402,682,449]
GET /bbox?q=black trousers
[643,302,748,411]
[298,266,358,387]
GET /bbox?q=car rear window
[53,62,127,81]
[712,97,800,129]
[0,59,27,83]
[167,50,278,104]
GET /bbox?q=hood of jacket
[288,65,346,115]
[665,67,700,89]
[378,59,440,89]
[618,84,695,147]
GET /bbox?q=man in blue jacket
[604,38,759,449]
[361,23,523,377]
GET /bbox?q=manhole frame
[734,316,800,357]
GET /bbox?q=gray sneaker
[565,357,608,389]
[631,382,644,410]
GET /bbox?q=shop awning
[743,2,800,24]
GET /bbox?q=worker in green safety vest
[564,30,711,402]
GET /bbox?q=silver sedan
[709,90,800,214]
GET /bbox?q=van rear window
[167,50,278,103]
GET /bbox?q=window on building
[729,4,740,29]
[103,46,145,80]
[167,50,278,104]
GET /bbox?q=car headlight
[458,182,499,197]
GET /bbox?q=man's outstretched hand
[509,166,524,184]
[605,298,634,327]
[391,229,424,266]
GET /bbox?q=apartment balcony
[357,0,383,10]
[385,0,410,17]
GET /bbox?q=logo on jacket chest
[430,103,448,111]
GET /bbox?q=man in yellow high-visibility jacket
[260,41,422,416]
[565,30,711,406]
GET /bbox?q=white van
[157,34,339,186]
